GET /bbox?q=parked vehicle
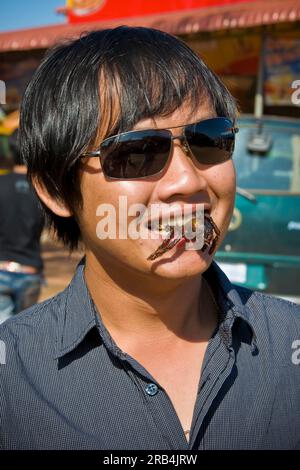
[216,115,300,301]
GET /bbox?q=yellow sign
[0,110,19,136]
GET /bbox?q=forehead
[133,99,216,132]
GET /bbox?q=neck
[84,250,218,349]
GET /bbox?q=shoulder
[210,261,300,331]
[0,289,67,360]
[0,261,89,367]
[233,284,300,357]
[235,284,300,323]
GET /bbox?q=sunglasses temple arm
[82,150,101,157]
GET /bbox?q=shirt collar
[54,258,97,359]
[54,258,258,359]
[204,261,258,353]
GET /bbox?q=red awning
[0,0,299,52]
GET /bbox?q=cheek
[78,170,154,246]
[79,172,108,241]
[209,161,236,234]
[211,160,236,197]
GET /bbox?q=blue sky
[0,0,66,32]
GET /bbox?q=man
[0,27,299,450]
[0,130,44,323]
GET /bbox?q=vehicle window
[234,125,300,192]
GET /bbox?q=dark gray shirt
[0,260,299,450]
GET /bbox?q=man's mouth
[146,207,211,236]
[146,209,220,261]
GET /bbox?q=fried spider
[147,213,220,261]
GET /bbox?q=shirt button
[145,383,158,396]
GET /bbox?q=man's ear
[32,178,73,218]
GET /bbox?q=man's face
[78,100,236,281]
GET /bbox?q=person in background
[0,129,44,324]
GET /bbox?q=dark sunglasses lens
[185,118,235,165]
[100,130,171,179]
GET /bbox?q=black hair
[20,26,237,249]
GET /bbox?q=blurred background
[0,0,299,308]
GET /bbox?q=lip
[145,204,212,231]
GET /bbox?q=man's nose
[156,138,208,201]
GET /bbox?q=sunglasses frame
[82,117,239,180]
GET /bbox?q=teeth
[158,223,171,232]
[147,222,169,231]
[149,215,201,232]
[191,218,199,231]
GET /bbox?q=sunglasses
[82,117,238,180]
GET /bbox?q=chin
[148,246,213,280]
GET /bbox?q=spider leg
[147,228,177,260]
